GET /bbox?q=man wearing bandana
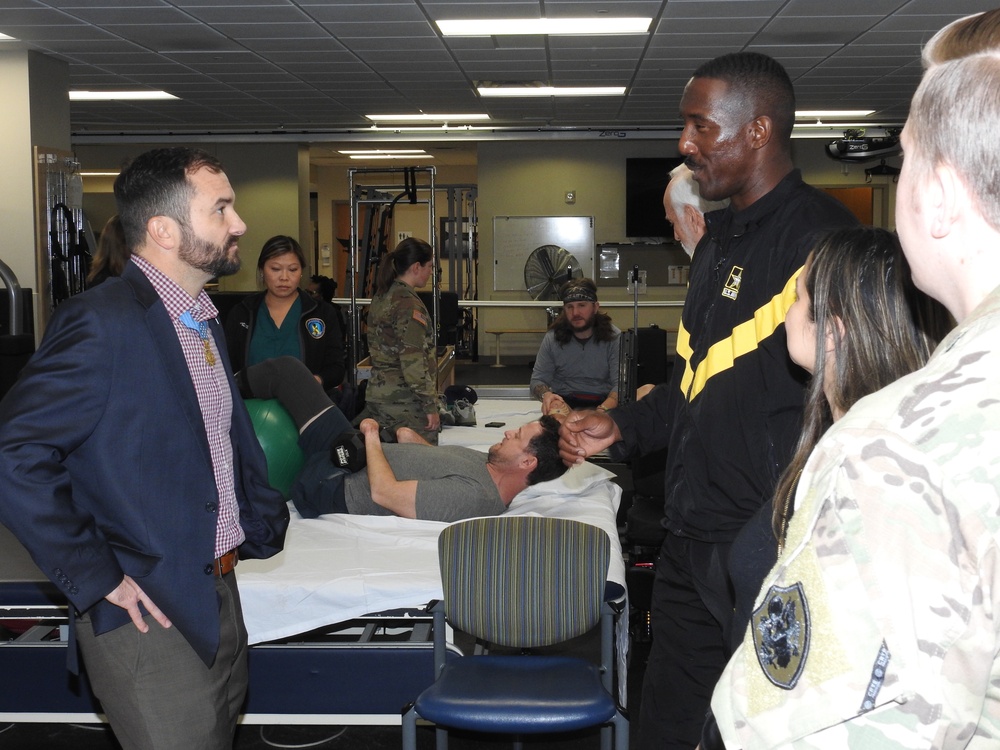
[530,277,621,415]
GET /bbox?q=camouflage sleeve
[713,425,1000,749]
[395,300,437,412]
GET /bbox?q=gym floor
[1,357,653,749]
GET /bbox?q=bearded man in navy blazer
[0,147,289,749]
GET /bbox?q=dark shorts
[290,453,349,518]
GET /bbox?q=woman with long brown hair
[364,238,440,443]
[728,225,951,647]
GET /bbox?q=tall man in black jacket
[560,52,858,750]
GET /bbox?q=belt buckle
[214,548,238,577]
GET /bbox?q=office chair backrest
[438,516,610,649]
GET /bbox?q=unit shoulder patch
[752,581,810,690]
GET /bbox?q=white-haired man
[663,163,728,258]
[709,47,1000,750]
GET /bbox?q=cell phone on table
[484,421,505,428]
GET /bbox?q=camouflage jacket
[367,279,437,413]
[712,283,1000,749]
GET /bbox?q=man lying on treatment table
[241,356,567,522]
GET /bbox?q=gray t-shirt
[529,326,621,398]
[343,444,504,522]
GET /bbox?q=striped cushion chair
[401,516,629,750]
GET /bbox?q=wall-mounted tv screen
[625,157,683,239]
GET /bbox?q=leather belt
[213,548,239,577]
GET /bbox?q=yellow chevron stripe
[678,265,804,401]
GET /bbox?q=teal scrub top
[248,295,302,366]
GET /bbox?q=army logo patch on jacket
[722,265,744,300]
[306,318,326,339]
[752,581,810,689]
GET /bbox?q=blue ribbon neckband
[179,310,216,367]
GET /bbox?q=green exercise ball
[245,398,304,499]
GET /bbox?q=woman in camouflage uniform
[365,238,440,443]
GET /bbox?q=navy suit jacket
[0,262,289,666]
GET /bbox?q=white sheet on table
[438,397,540,452]
[236,399,631,704]
[238,460,623,645]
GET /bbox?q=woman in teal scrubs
[225,235,345,391]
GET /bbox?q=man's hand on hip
[105,575,172,632]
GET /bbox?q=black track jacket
[611,170,858,542]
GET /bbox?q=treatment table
[0,394,627,726]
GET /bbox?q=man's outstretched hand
[558,410,622,465]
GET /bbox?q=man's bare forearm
[531,382,551,401]
[358,419,419,518]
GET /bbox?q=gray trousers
[76,572,248,750]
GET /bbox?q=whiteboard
[493,216,595,292]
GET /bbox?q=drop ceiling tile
[422,2,541,20]
[174,0,297,8]
[646,35,753,51]
[663,1,784,20]
[211,23,333,40]
[302,4,426,23]
[59,6,197,25]
[783,0,903,16]
[548,35,649,51]
[182,5,312,24]
[2,23,117,42]
[53,0,170,9]
[103,23,236,51]
[242,37,347,52]
[259,51,363,66]
[855,29,941,45]
[19,0,961,136]
[899,0,997,14]
[0,7,85,26]
[657,16,769,34]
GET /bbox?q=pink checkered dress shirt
[131,256,244,558]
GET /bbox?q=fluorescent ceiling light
[365,114,490,123]
[347,154,434,160]
[796,110,874,118]
[366,124,493,133]
[80,171,121,177]
[69,90,178,101]
[338,149,428,155]
[437,17,651,36]
[0,32,16,41]
[478,85,625,97]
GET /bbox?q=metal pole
[0,258,24,335]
